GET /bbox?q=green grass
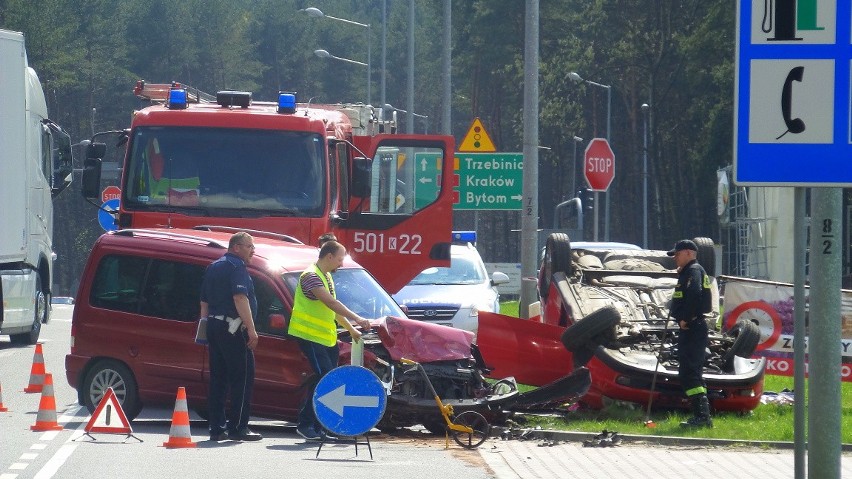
[519,376,852,443]
[497,300,852,443]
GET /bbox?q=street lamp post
[569,71,612,241]
[384,103,429,133]
[641,103,650,249]
[303,7,371,105]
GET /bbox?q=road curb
[510,428,852,452]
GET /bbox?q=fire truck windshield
[124,126,326,216]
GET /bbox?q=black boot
[680,394,713,428]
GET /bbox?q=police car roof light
[167,88,188,110]
[277,92,297,114]
[452,231,476,244]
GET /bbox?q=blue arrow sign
[313,365,386,437]
[98,199,120,232]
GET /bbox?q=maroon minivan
[65,227,405,420]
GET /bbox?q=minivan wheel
[10,274,45,345]
[82,359,141,420]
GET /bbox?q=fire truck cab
[81,82,455,292]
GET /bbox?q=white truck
[0,29,73,344]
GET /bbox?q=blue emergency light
[277,92,296,114]
[167,88,188,110]
[452,231,476,244]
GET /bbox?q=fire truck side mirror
[86,142,107,159]
[81,157,102,200]
[351,156,372,199]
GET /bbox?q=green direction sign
[413,152,441,209]
[453,153,523,210]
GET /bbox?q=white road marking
[19,454,37,461]
[7,465,26,471]
[29,444,46,450]
[31,406,86,479]
[0,473,19,479]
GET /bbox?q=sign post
[583,138,615,241]
[735,2,845,477]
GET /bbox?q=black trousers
[207,317,255,434]
[677,317,708,396]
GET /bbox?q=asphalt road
[0,305,492,479]
[4,305,851,479]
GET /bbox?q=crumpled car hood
[376,315,474,362]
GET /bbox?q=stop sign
[101,185,121,203]
[584,138,615,192]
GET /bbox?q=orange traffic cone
[30,373,63,431]
[24,343,46,393]
[162,387,196,448]
[0,379,8,412]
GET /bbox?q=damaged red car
[477,234,765,413]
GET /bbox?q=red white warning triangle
[85,387,132,434]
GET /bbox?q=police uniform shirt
[201,252,257,319]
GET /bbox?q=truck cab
[82,83,454,293]
[0,29,74,344]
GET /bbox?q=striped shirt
[300,271,334,300]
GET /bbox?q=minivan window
[90,255,148,313]
[252,275,288,337]
[282,268,404,320]
[91,254,204,321]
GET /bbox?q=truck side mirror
[46,122,74,198]
[87,142,107,159]
[351,156,372,198]
[81,157,102,199]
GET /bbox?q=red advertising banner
[722,277,852,381]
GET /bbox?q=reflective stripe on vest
[288,265,337,347]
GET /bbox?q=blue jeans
[207,317,255,434]
[296,339,339,431]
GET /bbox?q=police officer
[667,239,714,428]
[199,232,262,441]
[289,240,372,441]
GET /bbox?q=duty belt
[209,315,236,321]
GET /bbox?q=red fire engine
[81,81,454,292]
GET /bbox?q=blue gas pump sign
[734,0,851,186]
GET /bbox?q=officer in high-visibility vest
[288,240,372,441]
[667,239,714,428]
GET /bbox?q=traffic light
[578,189,594,211]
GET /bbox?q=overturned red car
[477,234,765,413]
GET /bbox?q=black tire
[693,237,716,276]
[722,320,760,371]
[81,359,142,420]
[560,306,621,352]
[539,233,573,301]
[451,411,490,449]
[10,273,45,345]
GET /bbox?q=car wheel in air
[692,237,716,276]
[539,233,573,301]
[722,320,760,371]
[560,305,621,352]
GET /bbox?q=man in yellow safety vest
[288,240,372,441]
